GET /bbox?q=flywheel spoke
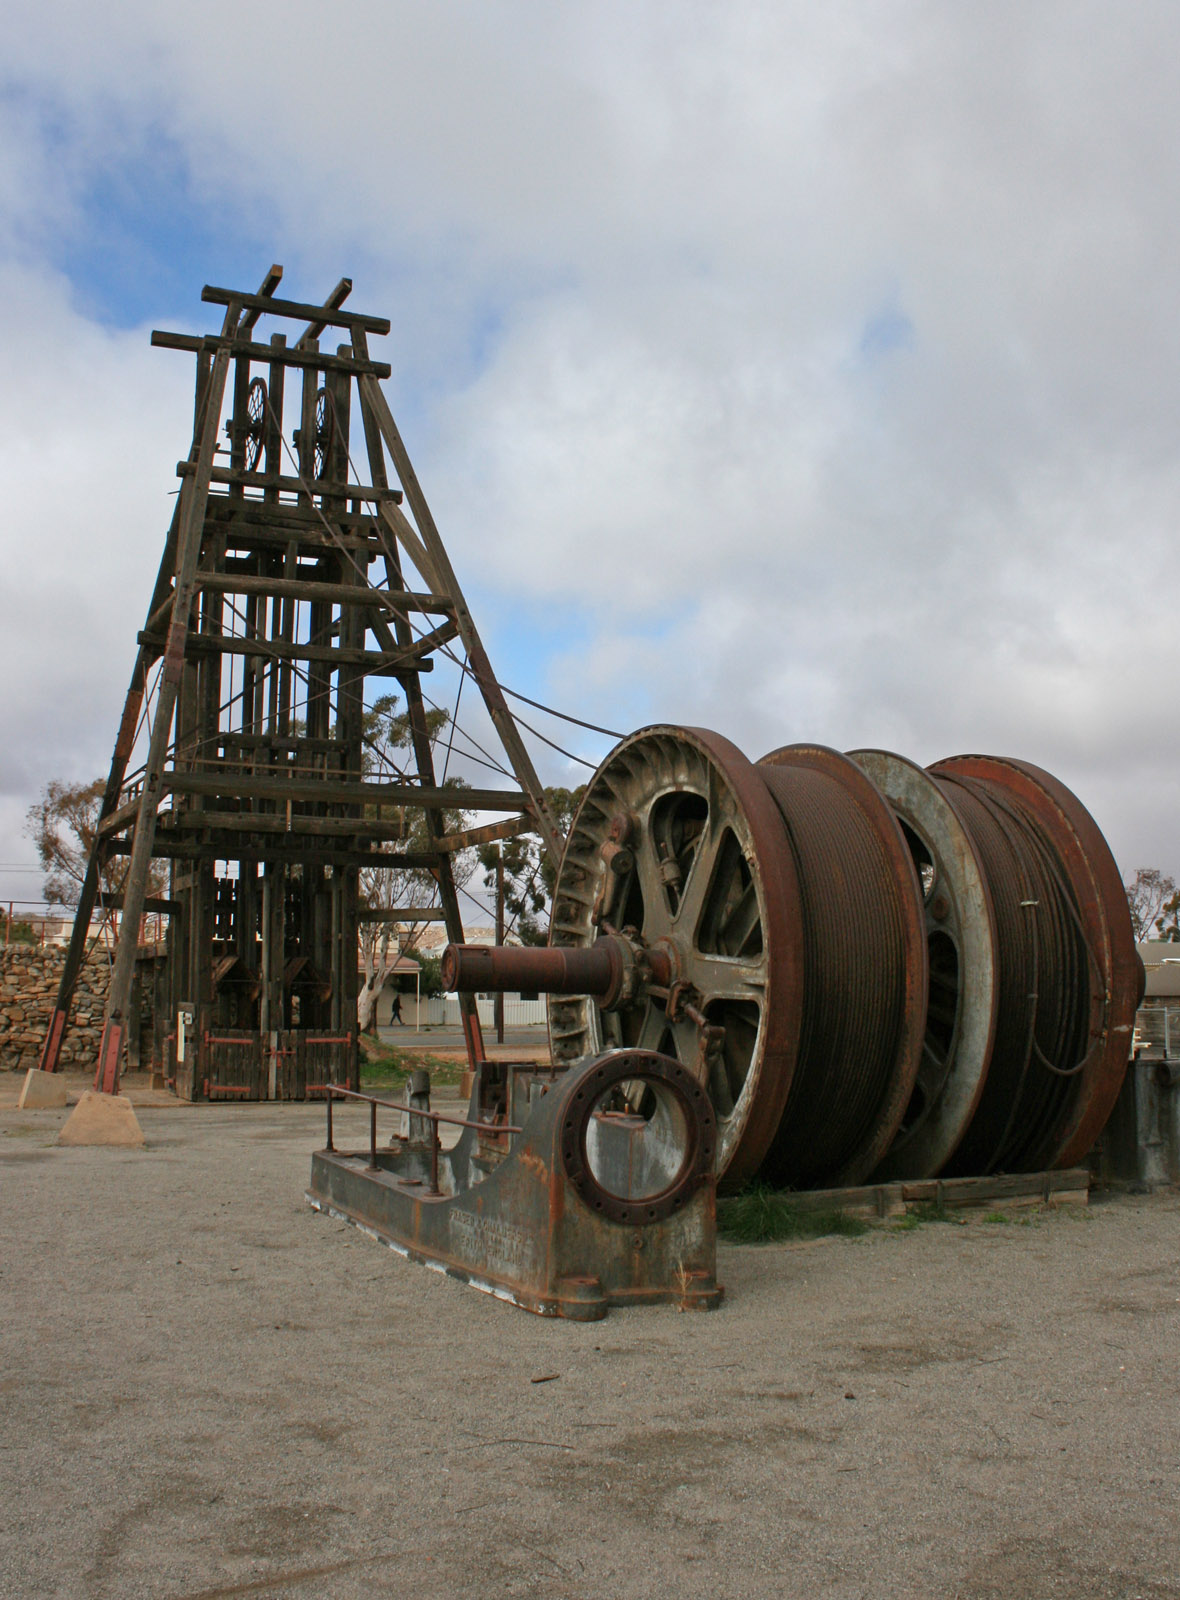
[683,951,767,1005]
[634,832,674,942]
[672,814,727,938]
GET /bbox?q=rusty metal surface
[545,726,805,1188]
[306,1049,723,1319]
[442,727,1140,1218]
[932,755,1137,1173]
[442,941,622,1002]
[755,744,928,1188]
[850,749,999,1182]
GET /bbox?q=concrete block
[58,1091,145,1148]
[17,1069,69,1110]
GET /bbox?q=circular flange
[931,755,1138,1170]
[548,725,805,1188]
[756,744,928,1188]
[559,1049,715,1225]
[850,748,999,1181]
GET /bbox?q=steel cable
[934,775,1093,1175]
[756,752,919,1189]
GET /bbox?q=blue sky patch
[859,304,915,360]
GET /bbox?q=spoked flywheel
[313,387,334,480]
[547,726,804,1186]
[244,377,268,471]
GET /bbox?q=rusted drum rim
[548,725,805,1188]
[849,749,999,1181]
[559,1049,716,1225]
[930,756,1137,1169]
[756,744,928,1188]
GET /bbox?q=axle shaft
[442,940,623,1000]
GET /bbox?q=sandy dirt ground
[1,1094,1178,1600]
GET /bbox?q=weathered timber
[357,906,447,922]
[239,265,283,334]
[51,271,557,1100]
[180,461,401,501]
[97,795,146,839]
[201,284,390,334]
[95,310,237,1093]
[155,810,410,840]
[193,574,453,613]
[351,329,487,1060]
[206,501,382,533]
[433,814,536,852]
[96,892,182,915]
[107,836,441,869]
[153,330,391,378]
[777,1168,1091,1220]
[137,629,441,673]
[294,277,354,348]
[163,773,528,810]
[357,368,563,865]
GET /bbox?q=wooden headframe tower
[39,267,561,1099]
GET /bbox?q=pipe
[442,940,622,999]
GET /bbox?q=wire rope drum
[848,749,999,1181]
[928,756,1139,1175]
[447,729,1141,1193]
[547,726,806,1188]
[754,745,928,1188]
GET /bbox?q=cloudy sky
[2,1,1179,913]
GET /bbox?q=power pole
[494,845,505,1045]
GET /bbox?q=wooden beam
[205,500,381,533]
[239,265,284,334]
[376,499,440,593]
[152,330,390,378]
[163,772,528,810]
[203,521,380,553]
[136,630,441,673]
[357,907,448,922]
[107,837,439,869]
[97,793,144,839]
[177,460,401,501]
[357,369,564,866]
[156,810,410,840]
[96,891,182,915]
[295,278,354,348]
[201,284,390,335]
[432,814,536,852]
[193,574,454,613]
[95,312,237,1092]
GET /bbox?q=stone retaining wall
[0,945,111,1072]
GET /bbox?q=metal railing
[320,1084,523,1196]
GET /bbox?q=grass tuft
[358,1036,466,1092]
[717,1186,869,1244]
[981,1208,1035,1227]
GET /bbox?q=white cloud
[2,0,1180,905]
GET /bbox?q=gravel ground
[1,1097,1178,1600]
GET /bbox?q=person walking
[391,991,404,1025]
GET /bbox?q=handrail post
[428,1115,441,1195]
[326,1087,335,1153]
[368,1099,378,1170]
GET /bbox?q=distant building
[1135,941,1180,1054]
